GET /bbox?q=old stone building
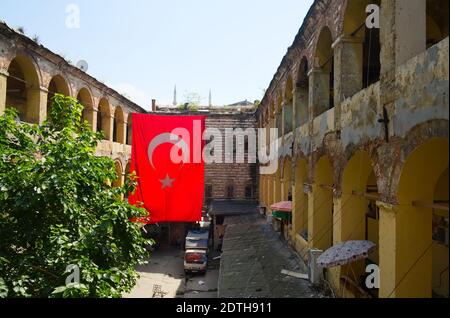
[257,0,448,298]
[0,22,147,187]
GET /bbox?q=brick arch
[335,143,385,197]
[4,49,43,87]
[46,73,72,97]
[388,119,449,203]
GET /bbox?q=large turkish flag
[128,114,205,223]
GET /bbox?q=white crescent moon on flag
[147,133,189,170]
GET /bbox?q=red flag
[128,114,205,223]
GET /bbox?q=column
[332,35,364,131]
[0,69,7,116]
[118,119,127,144]
[380,0,426,74]
[308,183,333,251]
[104,114,114,142]
[27,86,48,124]
[308,67,329,118]
[293,85,309,128]
[377,201,397,298]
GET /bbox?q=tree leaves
[0,95,150,298]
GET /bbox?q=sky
[0,0,313,110]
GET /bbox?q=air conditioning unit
[308,249,324,285]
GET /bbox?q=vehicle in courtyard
[184,229,210,274]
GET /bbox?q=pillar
[83,104,96,131]
[309,183,333,251]
[103,114,114,142]
[381,0,426,71]
[293,86,309,128]
[117,119,126,144]
[283,103,293,135]
[27,87,48,124]
[332,35,364,131]
[308,67,330,118]
[377,201,397,298]
[0,69,7,116]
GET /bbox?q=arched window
[6,55,40,123]
[205,184,213,198]
[112,160,123,188]
[226,185,234,199]
[113,106,125,144]
[126,120,132,145]
[245,185,253,199]
[97,98,111,140]
[343,0,381,89]
[313,27,334,117]
[283,75,294,134]
[47,75,70,121]
[295,57,309,127]
[77,87,94,128]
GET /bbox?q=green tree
[176,92,201,111]
[0,94,151,298]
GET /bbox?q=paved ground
[218,213,327,298]
[124,247,219,298]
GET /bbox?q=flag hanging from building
[128,114,205,223]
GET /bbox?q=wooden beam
[352,190,380,201]
[412,201,449,212]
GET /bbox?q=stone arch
[47,74,70,120]
[342,0,381,89]
[5,54,41,123]
[77,87,94,129]
[333,150,380,295]
[112,160,124,188]
[313,26,335,117]
[295,56,309,127]
[389,119,449,202]
[283,74,294,134]
[113,106,125,144]
[387,137,449,298]
[126,113,132,145]
[97,98,111,140]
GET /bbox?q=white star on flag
[159,174,175,189]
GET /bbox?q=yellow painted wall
[293,160,308,237]
[311,156,333,251]
[382,138,449,298]
[432,167,449,297]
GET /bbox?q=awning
[270,201,292,212]
[272,210,292,221]
[271,201,292,221]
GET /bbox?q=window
[205,184,213,198]
[226,185,234,199]
[245,185,253,198]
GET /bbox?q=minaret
[208,89,212,107]
[173,85,177,106]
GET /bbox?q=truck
[184,229,210,274]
